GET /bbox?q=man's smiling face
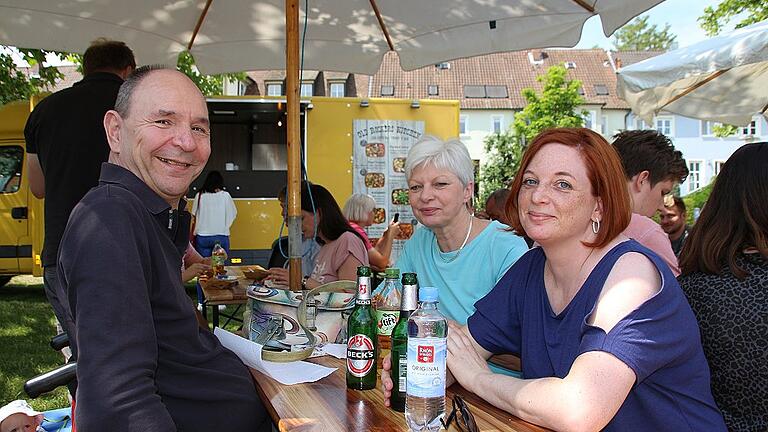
[107,69,211,207]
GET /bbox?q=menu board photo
[352,119,425,262]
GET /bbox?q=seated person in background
[267,184,319,276]
[612,129,688,275]
[678,142,768,432]
[267,183,369,289]
[342,193,400,271]
[182,241,210,283]
[58,66,270,432]
[484,188,511,225]
[382,128,725,431]
[659,195,690,256]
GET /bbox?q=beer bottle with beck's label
[346,266,378,390]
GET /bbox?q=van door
[0,144,28,273]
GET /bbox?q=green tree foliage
[479,65,585,201]
[0,47,66,105]
[699,0,768,36]
[612,16,677,51]
[712,124,739,138]
[683,181,713,225]
[176,51,246,96]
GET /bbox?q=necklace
[434,214,473,263]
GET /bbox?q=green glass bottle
[390,272,418,411]
[346,266,378,390]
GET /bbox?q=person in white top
[191,170,237,257]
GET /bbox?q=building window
[380,85,395,96]
[594,84,609,96]
[300,83,313,97]
[634,118,649,130]
[329,82,345,98]
[463,85,508,98]
[491,115,503,134]
[655,116,673,136]
[266,83,282,96]
[701,120,715,136]
[713,160,725,177]
[740,119,757,135]
[687,160,703,193]
[459,115,468,135]
[583,110,597,131]
[427,85,439,96]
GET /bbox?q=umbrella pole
[286,0,303,294]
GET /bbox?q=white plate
[217,275,238,281]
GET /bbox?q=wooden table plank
[250,356,548,432]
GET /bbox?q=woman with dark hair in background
[267,183,369,288]
[678,142,768,432]
[191,170,237,257]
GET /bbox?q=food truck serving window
[188,100,307,199]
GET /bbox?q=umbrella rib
[369,0,394,51]
[188,0,214,50]
[570,0,595,13]
[659,69,730,111]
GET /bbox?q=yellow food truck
[0,96,459,281]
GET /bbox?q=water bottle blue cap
[419,286,439,302]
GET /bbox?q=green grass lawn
[0,276,69,412]
[0,276,243,413]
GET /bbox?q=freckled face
[407,164,472,229]
[518,143,600,246]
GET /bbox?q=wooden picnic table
[199,266,249,328]
[250,356,549,431]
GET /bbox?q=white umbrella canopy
[617,19,768,127]
[0,0,662,75]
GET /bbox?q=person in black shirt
[58,66,271,432]
[24,39,135,339]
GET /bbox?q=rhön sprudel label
[406,337,447,398]
[347,334,375,377]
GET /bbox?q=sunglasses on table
[441,395,478,432]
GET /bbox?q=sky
[575,0,727,50]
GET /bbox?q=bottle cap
[419,286,439,302]
[384,268,400,278]
[357,266,372,277]
[401,272,417,285]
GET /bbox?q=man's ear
[630,170,651,193]
[103,110,123,154]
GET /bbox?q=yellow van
[0,96,459,281]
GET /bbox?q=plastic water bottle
[405,286,447,432]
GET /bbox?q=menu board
[352,119,424,262]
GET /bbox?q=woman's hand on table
[447,321,493,394]
[266,267,290,286]
[380,353,394,407]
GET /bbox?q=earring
[592,219,600,234]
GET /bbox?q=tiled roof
[20,65,82,93]
[611,50,665,69]
[370,49,630,109]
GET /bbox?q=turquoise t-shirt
[395,220,528,324]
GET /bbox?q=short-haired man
[58,66,270,431]
[613,129,689,275]
[660,196,690,257]
[24,39,135,339]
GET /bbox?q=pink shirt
[310,231,370,284]
[348,221,374,250]
[623,213,680,276]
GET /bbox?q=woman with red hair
[382,128,724,431]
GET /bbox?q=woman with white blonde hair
[342,193,400,271]
[396,135,528,327]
